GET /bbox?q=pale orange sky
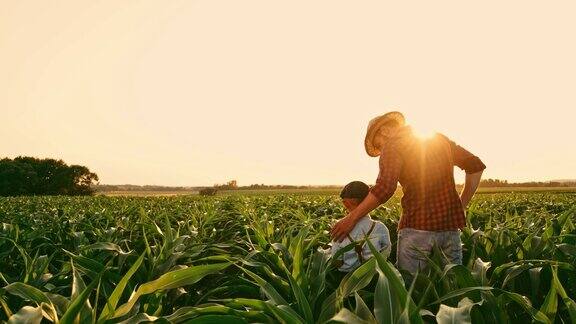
[1,1,574,186]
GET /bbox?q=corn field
[0,193,575,323]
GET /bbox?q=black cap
[340,181,370,200]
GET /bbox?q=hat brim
[364,111,405,157]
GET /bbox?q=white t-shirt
[329,216,391,272]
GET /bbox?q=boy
[329,181,391,272]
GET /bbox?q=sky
[1,1,574,186]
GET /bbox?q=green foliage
[0,157,98,196]
[0,193,574,323]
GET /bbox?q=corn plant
[0,193,575,323]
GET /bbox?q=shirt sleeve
[370,142,402,204]
[329,240,339,257]
[442,135,486,174]
[371,223,391,258]
[383,226,391,251]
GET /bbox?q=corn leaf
[98,251,145,323]
[112,262,231,319]
[7,305,42,324]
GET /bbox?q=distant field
[477,186,576,193]
[98,188,341,196]
[99,186,576,196]
[101,190,200,196]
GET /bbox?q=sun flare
[412,126,436,140]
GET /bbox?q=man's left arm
[331,145,402,242]
[330,193,382,242]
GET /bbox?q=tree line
[479,178,576,188]
[0,157,99,196]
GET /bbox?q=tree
[0,157,99,196]
[0,159,37,196]
[213,180,238,190]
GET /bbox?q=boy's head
[340,181,370,212]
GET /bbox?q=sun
[412,125,437,140]
[409,116,438,140]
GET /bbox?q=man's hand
[460,196,471,209]
[330,192,383,242]
[330,214,356,242]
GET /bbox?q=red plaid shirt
[370,127,486,231]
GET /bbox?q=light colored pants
[396,228,462,274]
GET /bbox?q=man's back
[371,127,486,231]
[330,216,390,272]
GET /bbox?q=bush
[199,188,217,196]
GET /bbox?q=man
[331,111,485,274]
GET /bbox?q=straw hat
[364,111,405,157]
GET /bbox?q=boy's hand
[330,214,356,242]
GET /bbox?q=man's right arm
[460,170,483,208]
[445,136,486,208]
